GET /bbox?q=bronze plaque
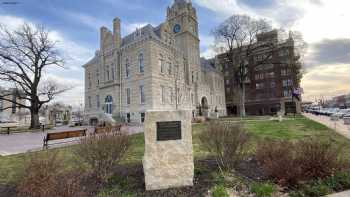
[156,121,181,141]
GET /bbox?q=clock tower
[167,0,201,84]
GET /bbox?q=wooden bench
[43,129,87,149]
[1,126,17,135]
[94,125,122,135]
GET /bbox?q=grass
[1,115,350,188]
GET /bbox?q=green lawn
[1,115,349,185]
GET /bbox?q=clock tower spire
[167,0,200,79]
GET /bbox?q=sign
[156,121,181,141]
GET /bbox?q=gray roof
[121,24,161,47]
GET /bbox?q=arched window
[105,95,113,114]
[139,53,144,73]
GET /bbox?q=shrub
[16,151,88,197]
[199,121,250,171]
[74,132,130,184]
[211,184,229,197]
[256,137,346,186]
[256,140,301,185]
[295,138,344,180]
[250,182,277,197]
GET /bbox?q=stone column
[143,110,194,190]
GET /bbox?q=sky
[0,0,349,106]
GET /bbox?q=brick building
[218,30,302,116]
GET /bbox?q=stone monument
[143,110,194,190]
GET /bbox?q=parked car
[343,114,350,125]
[333,109,350,118]
[326,108,340,116]
[69,117,83,127]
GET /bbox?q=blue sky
[1,0,350,105]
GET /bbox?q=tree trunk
[239,84,246,118]
[30,97,41,129]
[30,110,40,129]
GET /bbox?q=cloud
[301,64,350,101]
[194,0,350,43]
[61,11,106,31]
[305,39,350,68]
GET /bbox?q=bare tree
[0,23,68,128]
[213,15,278,117]
[173,63,188,110]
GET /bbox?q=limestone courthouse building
[83,0,226,124]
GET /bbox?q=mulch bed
[0,157,267,197]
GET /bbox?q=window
[266,72,275,78]
[270,82,276,88]
[284,90,292,97]
[140,85,145,104]
[111,65,115,80]
[161,86,165,104]
[105,95,113,114]
[126,88,131,105]
[126,113,131,123]
[96,95,100,108]
[256,83,264,90]
[168,62,172,75]
[139,53,144,73]
[281,69,291,76]
[88,72,92,88]
[283,79,293,87]
[226,79,230,85]
[192,71,194,82]
[0,99,3,112]
[88,96,92,108]
[260,73,264,79]
[96,69,100,85]
[159,54,165,73]
[281,69,286,76]
[140,112,145,123]
[125,58,130,78]
[255,73,264,80]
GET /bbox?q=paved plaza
[0,125,143,156]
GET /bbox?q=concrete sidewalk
[303,113,350,140]
[327,190,350,197]
[0,125,143,156]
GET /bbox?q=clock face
[173,24,181,33]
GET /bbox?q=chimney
[100,26,108,52]
[113,17,121,48]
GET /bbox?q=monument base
[143,110,194,191]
